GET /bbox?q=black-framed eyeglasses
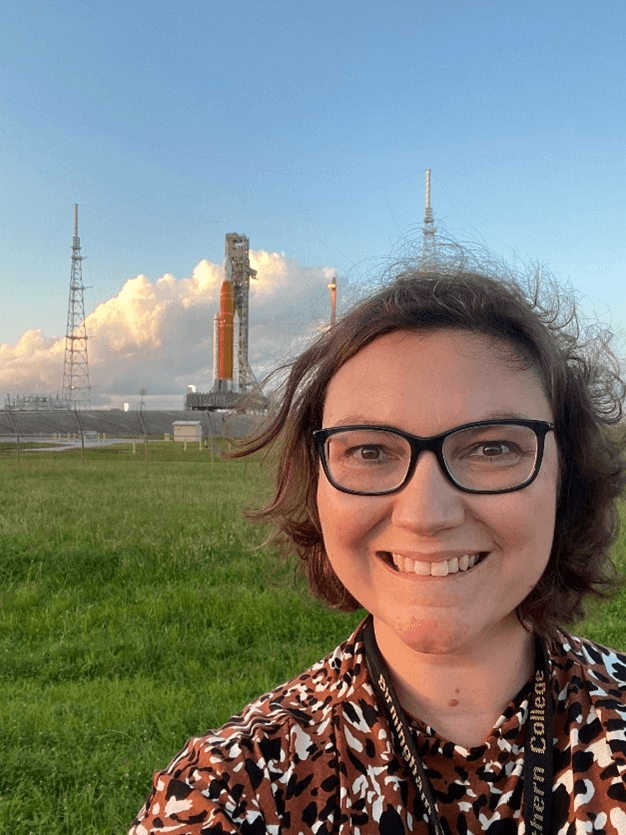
[313,419,555,496]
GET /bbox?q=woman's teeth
[391,553,482,576]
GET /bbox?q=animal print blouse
[130,620,626,834]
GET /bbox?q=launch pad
[185,233,258,411]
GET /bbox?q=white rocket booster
[212,313,220,387]
[233,310,240,393]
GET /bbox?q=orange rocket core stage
[217,279,234,380]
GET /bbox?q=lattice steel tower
[421,168,437,269]
[62,204,91,408]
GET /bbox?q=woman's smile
[385,550,489,576]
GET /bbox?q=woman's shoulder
[129,619,374,834]
[169,618,371,785]
[551,630,626,711]
[232,616,371,728]
[167,616,372,764]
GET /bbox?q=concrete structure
[0,409,257,440]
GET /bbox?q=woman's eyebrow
[325,416,383,427]
[480,410,536,421]
[324,411,538,428]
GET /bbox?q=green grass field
[0,442,624,834]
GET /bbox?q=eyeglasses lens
[325,428,411,493]
[443,424,538,491]
[323,424,539,494]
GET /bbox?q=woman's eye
[479,442,511,456]
[462,440,524,461]
[352,445,382,460]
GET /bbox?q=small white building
[172,421,203,442]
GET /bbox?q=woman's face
[316,329,559,656]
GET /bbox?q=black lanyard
[362,617,553,835]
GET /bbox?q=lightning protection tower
[62,204,91,408]
[421,168,437,270]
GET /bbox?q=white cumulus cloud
[0,252,340,407]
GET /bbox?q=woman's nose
[390,450,467,533]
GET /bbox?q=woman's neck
[372,617,535,749]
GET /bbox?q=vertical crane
[62,204,91,408]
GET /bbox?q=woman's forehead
[321,329,552,429]
[328,328,543,387]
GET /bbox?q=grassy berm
[0,443,624,834]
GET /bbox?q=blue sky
[1,0,626,402]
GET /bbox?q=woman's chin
[376,609,525,660]
[376,614,471,657]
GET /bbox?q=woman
[130,263,626,834]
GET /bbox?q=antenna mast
[421,168,437,269]
[62,204,91,408]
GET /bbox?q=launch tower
[186,232,259,411]
[211,233,257,395]
[62,204,91,408]
[224,233,257,391]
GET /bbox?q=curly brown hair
[233,260,626,638]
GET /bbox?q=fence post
[7,408,20,467]
[74,407,86,465]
